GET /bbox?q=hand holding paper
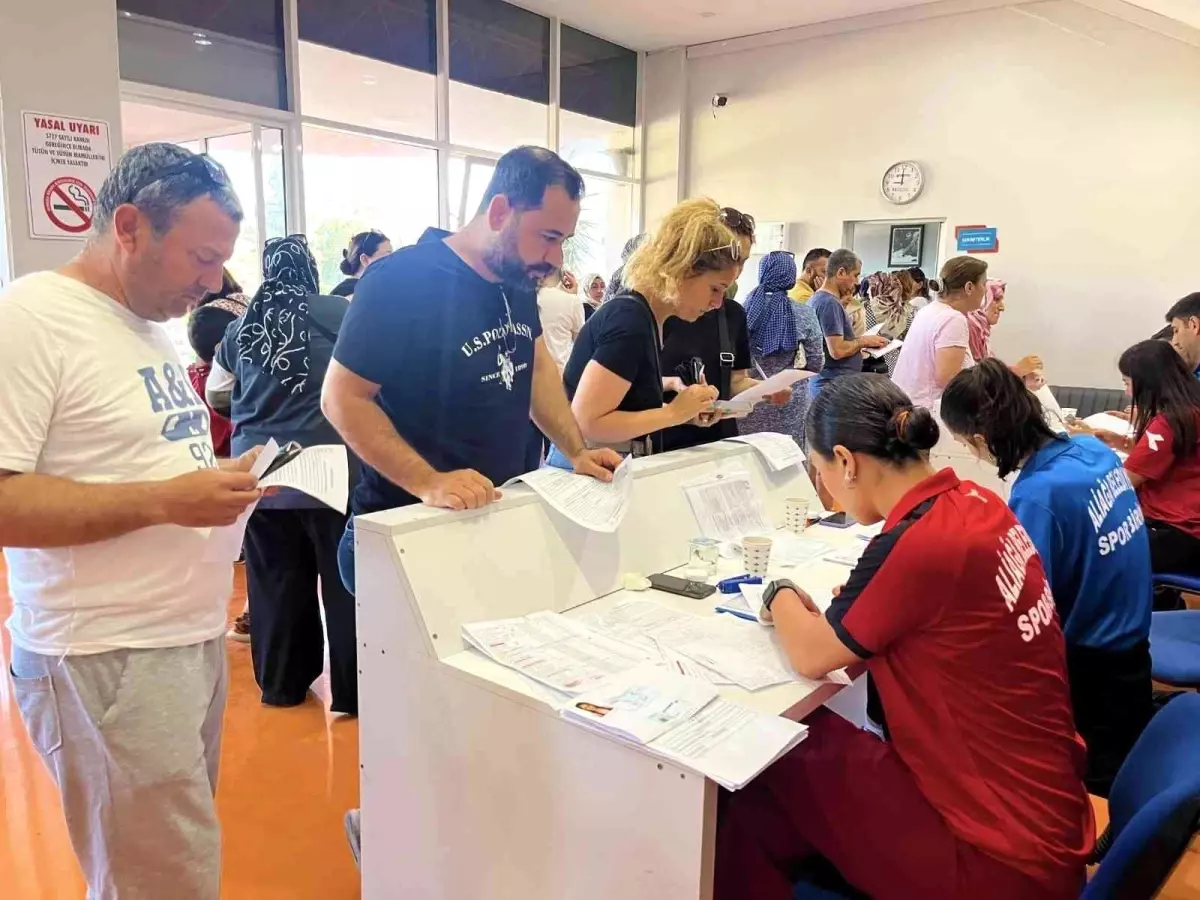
[730,369,813,407]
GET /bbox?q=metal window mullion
[251,123,268,246]
[281,0,306,234]
[548,18,561,153]
[436,0,452,229]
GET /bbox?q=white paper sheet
[682,469,773,542]
[647,699,809,790]
[730,369,814,406]
[767,534,833,569]
[823,543,866,568]
[865,338,903,359]
[462,610,653,696]
[650,614,800,691]
[512,455,633,533]
[727,432,805,472]
[203,438,280,563]
[561,664,719,745]
[259,445,349,512]
[1084,412,1134,437]
[865,323,885,337]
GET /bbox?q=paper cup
[784,498,810,534]
[742,536,773,577]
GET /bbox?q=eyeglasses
[123,154,232,205]
[701,240,743,262]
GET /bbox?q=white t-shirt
[537,285,585,374]
[0,272,232,655]
[892,300,974,410]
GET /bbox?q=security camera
[712,94,729,109]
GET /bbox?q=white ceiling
[522,0,1200,50]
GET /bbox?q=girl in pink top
[892,257,988,410]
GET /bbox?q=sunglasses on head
[124,153,232,205]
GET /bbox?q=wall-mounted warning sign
[22,111,112,240]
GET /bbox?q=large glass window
[449,0,549,152]
[302,125,439,291]
[447,156,496,232]
[566,178,636,283]
[559,27,637,177]
[116,0,286,109]
[298,0,437,140]
[206,133,263,294]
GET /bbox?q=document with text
[682,469,772,542]
[259,445,349,512]
[461,611,652,696]
[728,432,806,472]
[512,455,633,533]
[730,369,814,406]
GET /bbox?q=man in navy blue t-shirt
[322,146,620,587]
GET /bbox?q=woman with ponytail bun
[941,359,1153,796]
[717,371,1092,900]
[331,229,392,298]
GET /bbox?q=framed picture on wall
[889,225,923,268]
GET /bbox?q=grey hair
[827,248,861,277]
[94,142,243,236]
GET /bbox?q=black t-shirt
[659,299,751,451]
[562,291,663,451]
[330,277,357,298]
[334,228,541,514]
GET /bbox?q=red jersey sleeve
[1126,414,1176,482]
[826,509,945,657]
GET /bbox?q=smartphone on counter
[262,441,304,479]
[649,574,716,600]
[817,511,855,529]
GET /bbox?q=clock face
[882,161,924,205]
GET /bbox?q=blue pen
[716,607,759,623]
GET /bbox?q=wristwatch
[761,579,801,616]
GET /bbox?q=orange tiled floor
[0,564,361,899]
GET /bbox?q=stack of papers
[769,534,834,568]
[823,544,866,567]
[461,611,652,695]
[728,432,806,472]
[259,445,350,512]
[682,468,773,541]
[560,664,809,790]
[510,456,634,533]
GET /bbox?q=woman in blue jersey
[941,358,1153,796]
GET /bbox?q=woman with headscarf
[582,272,606,321]
[967,279,1044,379]
[740,251,824,446]
[863,270,918,373]
[205,235,359,716]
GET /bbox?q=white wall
[682,1,1200,387]
[642,48,688,230]
[0,0,122,278]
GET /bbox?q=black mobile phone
[262,441,303,479]
[649,573,716,600]
[817,511,855,529]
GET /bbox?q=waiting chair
[793,695,1200,900]
[1149,610,1200,688]
[1082,693,1200,898]
[1153,572,1200,596]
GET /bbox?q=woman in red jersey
[715,373,1094,900]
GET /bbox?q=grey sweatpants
[10,638,228,900]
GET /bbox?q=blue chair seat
[1150,610,1200,687]
[1153,572,1200,594]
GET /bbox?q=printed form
[728,432,805,472]
[512,455,634,533]
[730,369,814,406]
[203,438,279,563]
[259,445,349,512]
[682,468,773,541]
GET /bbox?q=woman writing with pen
[659,212,792,452]
[549,200,742,463]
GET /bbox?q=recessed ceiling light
[362,75,378,86]
[700,10,717,17]
[194,38,213,46]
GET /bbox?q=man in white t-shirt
[0,144,264,899]
[537,269,585,374]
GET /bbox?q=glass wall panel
[206,132,263,294]
[449,0,549,152]
[302,125,439,290]
[116,1,286,109]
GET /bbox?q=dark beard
[483,222,554,291]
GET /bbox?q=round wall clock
[881,161,925,205]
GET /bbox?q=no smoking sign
[43,177,96,234]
